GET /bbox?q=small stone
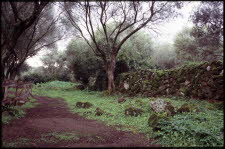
[118,96,126,103]
[206,66,211,71]
[166,88,169,94]
[184,80,190,86]
[124,82,129,90]
[95,108,104,116]
[159,86,166,90]
[180,92,185,96]
[220,70,223,75]
[17,100,26,106]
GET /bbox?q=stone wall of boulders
[116,61,223,100]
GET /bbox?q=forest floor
[2,95,159,147]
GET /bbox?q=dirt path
[2,95,160,147]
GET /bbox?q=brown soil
[2,95,160,147]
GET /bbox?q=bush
[23,72,52,84]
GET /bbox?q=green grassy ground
[30,81,224,147]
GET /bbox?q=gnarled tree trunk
[106,54,116,94]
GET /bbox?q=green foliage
[174,27,199,63]
[65,38,104,85]
[118,31,155,70]
[65,38,130,91]
[148,112,168,129]
[191,1,223,60]
[155,111,224,147]
[174,3,224,64]
[22,70,53,84]
[22,50,71,83]
[33,81,76,90]
[40,132,81,143]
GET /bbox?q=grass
[40,132,81,142]
[2,138,31,147]
[2,132,82,147]
[2,97,38,124]
[32,81,224,147]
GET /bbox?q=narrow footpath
[2,95,160,147]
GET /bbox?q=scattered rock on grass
[149,98,167,113]
[177,103,191,113]
[76,102,93,108]
[76,84,85,90]
[124,107,143,117]
[95,108,104,116]
[118,96,126,103]
[165,102,176,116]
[150,99,176,116]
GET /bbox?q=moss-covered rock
[148,113,168,131]
[124,107,143,117]
[116,60,223,101]
[76,102,93,108]
[95,107,104,116]
[165,102,176,116]
[177,103,191,113]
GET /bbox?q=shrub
[23,72,52,84]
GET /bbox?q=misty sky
[26,1,200,67]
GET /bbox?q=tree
[63,1,182,93]
[65,38,103,85]
[1,2,64,80]
[174,27,199,63]
[174,2,224,63]
[190,1,223,61]
[41,50,70,81]
[1,2,49,102]
[118,30,154,70]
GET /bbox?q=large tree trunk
[106,54,116,94]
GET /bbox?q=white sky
[26,1,200,67]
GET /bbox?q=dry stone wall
[116,61,223,100]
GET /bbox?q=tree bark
[0,2,4,103]
[106,54,116,94]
